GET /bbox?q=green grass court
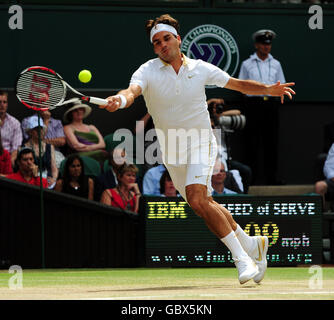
[0,267,333,300]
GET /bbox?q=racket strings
[16,70,65,109]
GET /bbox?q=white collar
[251,52,273,62]
[158,53,189,69]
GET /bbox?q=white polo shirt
[130,55,230,134]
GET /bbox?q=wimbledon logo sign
[181,24,239,88]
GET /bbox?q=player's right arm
[100,84,142,112]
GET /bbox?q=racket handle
[82,96,109,106]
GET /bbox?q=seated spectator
[211,160,237,196]
[315,142,334,209]
[0,90,22,167]
[22,109,66,168]
[142,163,166,195]
[23,115,58,189]
[63,98,108,164]
[0,123,13,174]
[54,154,94,200]
[94,147,128,201]
[100,163,141,213]
[159,170,179,197]
[2,147,48,188]
[315,120,334,182]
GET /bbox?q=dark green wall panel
[1,5,334,101]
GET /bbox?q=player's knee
[188,197,208,218]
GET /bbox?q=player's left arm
[225,77,296,104]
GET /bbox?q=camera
[215,104,224,114]
[208,102,224,116]
[208,100,246,131]
[219,114,246,131]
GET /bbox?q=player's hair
[145,14,180,37]
[0,90,8,97]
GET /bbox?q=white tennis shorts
[163,139,217,202]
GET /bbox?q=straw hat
[62,98,92,123]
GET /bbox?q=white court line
[85,291,334,300]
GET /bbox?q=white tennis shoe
[234,255,259,285]
[250,236,269,284]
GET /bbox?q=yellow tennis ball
[78,69,92,83]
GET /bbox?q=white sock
[221,231,248,260]
[234,224,256,255]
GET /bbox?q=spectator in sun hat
[63,98,108,164]
[21,109,66,168]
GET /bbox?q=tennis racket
[15,66,110,111]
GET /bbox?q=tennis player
[101,14,295,284]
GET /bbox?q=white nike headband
[150,23,178,43]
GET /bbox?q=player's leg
[208,198,268,283]
[185,149,258,253]
[185,184,259,284]
[208,198,255,251]
[186,184,231,238]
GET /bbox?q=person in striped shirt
[0,90,22,167]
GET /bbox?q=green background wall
[1,4,334,101]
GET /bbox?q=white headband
[150,23,178,43]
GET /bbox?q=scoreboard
[143,195,323,267]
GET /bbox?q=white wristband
[115,94,127,109]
